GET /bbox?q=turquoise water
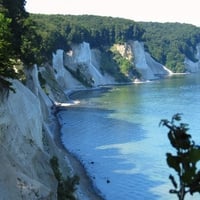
[59,74,200,200]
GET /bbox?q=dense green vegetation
[30,14,144,57]
[31,14,200,73]
[100,48,130,82]
[0,12,15,92]
[110,45,141,79]
[160,114,200,200]
[140,22,200,72]
[29,14,146,81]
[99,46,141,81]
[0,0,26,91]
[1,4,200,92]
[1,2,200,198]
[0,0,42,92]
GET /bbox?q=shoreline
[52,72,196,200]
[64,73,191,100]
[53,106,105,200]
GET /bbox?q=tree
[1,0,28,57]
[140,22,200,72]
[160,114,200,200]
[0,13,17,92]
[0,0,29,92]
[0,0,44,93]
[20,17,44,66]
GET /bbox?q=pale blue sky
[26,0,200,27]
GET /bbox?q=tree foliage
[30,14,145,55]
[31,14,200,73]
[0,12,16,92]
[2,8,200,91]
[1,0,28,57]
[29,14,145,82]
[20,17,43,66]
[160,114,200,200]
[0,0,43,92]
[140,22,200,72]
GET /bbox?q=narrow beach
[53,106,105,200]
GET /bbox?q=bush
[50,156,79,200]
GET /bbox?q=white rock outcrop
[114,41,171,80]
[184,58,200,72]
[184,43,200,72]
[52,41,172,87]
[131,41,170,80]
[0,80,57,200]
[0,39,178,200]
[64,42,115,86]
[53,49,83,90]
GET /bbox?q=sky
[25,0,200,27]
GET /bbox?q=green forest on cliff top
[30,14,200,73]
[1,0,200,91]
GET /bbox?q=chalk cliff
[184,43,200,72]
[114,41,171,80]
[0,66,73,199]
[63,42,115,87]
[0,79,56,199]
[1,39,199,200]
[0,40,173,198]
[51,40,172,87]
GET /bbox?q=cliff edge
[1,39,198,199]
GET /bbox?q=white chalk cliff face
[123,41,170,80]
[53,41,171,87]
[64,42,115,86]
[53,49,83,90]
[184,43,200,72]
[0,60,81,200]
[0,39,179,200]
[1,38,200,200]
[0,80,57,200]
[5,38,199,200]
[111,41,171,81]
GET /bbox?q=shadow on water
[58,103,165,200]
[94,143,164,200]
[58,105,146,144]
[58,74,200,200]
[69,86,113,100]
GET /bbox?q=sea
[58,73,200,200]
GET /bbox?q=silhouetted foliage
[160,114,200,200]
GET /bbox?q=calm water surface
[59,74,200,200]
